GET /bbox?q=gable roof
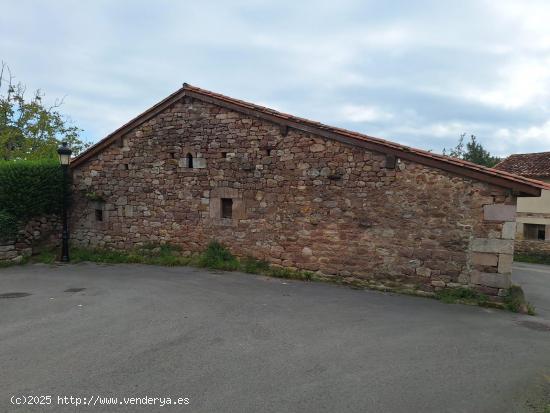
[71,83,550,196]
[495,152,550,178]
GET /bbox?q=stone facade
[0,215,60,264]
[514,211,550,256]
[71,97,519,296]
[515,239,550,256]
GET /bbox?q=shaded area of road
[1,263,550,413]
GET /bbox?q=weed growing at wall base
[29,241,532,314]
[36,244,194,267]
[197,241,240,271]
[435,287,488,305]
[504,285,536,315]
[514,253,550,266]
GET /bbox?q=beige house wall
[516,179,550,251]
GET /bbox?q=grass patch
[266,265,316,281]
[34,243,193,267]
[27,241,536,315]
[32,241,319,283]
[0,254,30,268]
[504,285,536,315]
[35,248,57,264]
[514,253,550,266]
[435,287,488,305]
[241,255,270,274]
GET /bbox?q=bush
[0,160,63,220]
[198,241,240,271]
[0,210,18,242]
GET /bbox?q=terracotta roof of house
[71,83,550,196]
[494,152,550,178]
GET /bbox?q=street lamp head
[57,142,72,166]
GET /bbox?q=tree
[443,133,501,168]
[0,62,90,160]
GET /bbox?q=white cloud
[340,105,394,122]
[2,0,550,157]
[464,57,550,109]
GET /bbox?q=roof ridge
[506,151,550,157]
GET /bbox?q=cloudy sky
[2,0,550,156]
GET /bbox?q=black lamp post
[57,142,72,262]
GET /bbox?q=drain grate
[64,288,86,293]
[517,320,550,332]
[0,292,31,299]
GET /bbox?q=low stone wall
[515,239,550,256]
[0,215,61,264]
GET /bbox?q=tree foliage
[443,133,501,167]
[0,62,90,160]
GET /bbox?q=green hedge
[0,210,18,242]
[0,160,64,241]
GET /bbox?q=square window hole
[524,223,545,240]
[95,209,103,222]
[221,198,233,219]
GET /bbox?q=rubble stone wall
[70,98,517,296]
[0,215,60,264]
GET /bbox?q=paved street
[513,262,550,319]
[1,262,550,412]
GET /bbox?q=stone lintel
[483,204,516,222]
[471,238,514,255]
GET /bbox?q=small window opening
[123,164,129,170]
[169,152,175,159]
[385,154,396,169]
[221,152,228,158]
[221,198,233,219]
[524,223,546,240]
[266,148,272,156]
[186,153,194,168]
[95,209,103,222]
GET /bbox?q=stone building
[495,152,550,256]
[69,84,549,296]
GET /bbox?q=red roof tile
[495,152,550,178]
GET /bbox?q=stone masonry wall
[515,239,550,256]
[514,213,550,256]
[71,97,516,296]
[0,215,60,264]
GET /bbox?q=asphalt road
[513,262,550,319]
[1,262,549,413]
